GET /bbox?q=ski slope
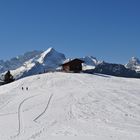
[0,72,140,140]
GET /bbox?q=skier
[26,87,28,91]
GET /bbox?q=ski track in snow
[16,94,39,137]
[0,72,140,140]
[33,94,53,122]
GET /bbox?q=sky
[0,0,140,64]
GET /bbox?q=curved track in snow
[16,94,39,136]
[0,72,140,140]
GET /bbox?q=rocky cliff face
[94,62,140,78]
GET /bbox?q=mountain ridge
[9,48,66,79]
[0,48,140,80]
[0,50,42,73]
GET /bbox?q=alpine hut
[62,58,84,73]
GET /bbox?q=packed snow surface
[0,72,140,140]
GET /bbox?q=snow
[80,56,100,70]
[62,56,99,71]
[9,48,66,79]
[11,59,36,79]
[0,50,42,73]
[81,56,98,66]
[36,47,66,69]
[82,64,95,70]
[0,48,105,80]
[37,47,55,63]
[0,72,140,140]
[126,57,140,72]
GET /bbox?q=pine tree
[4,70,15,83]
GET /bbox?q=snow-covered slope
[126,57,140,72]
[0,72,140,140]
[10,48,66,79]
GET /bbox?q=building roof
[62,58,84,66]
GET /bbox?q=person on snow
[26,87,28,91]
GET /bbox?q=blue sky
[0,0,140,63]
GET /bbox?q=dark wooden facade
[0,80,5,86]
[62,59,84,73]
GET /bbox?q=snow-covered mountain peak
[37,47,65,64]
[9,48,66,79]
[80,56,99,70]
[37,48,53,63]
[46,47,54,53]
[40,47,55,58]
[126,57,140,72]
[129,57,140,64]
[82,56,98,65]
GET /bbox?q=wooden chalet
[62,59,84,73]
[0,80,5,86]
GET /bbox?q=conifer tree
[4,70,14,83]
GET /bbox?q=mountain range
[0,48,140,80]
[0,50,42,73]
